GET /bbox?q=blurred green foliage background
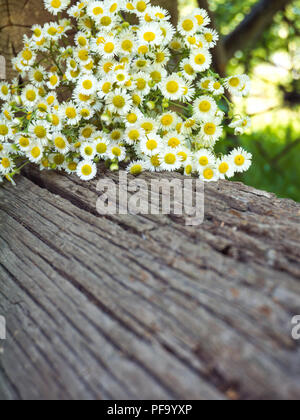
[181,0,300,201]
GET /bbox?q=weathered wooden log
[0,166,300,400]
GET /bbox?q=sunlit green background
[180,0,300,201]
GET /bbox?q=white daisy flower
[192,8,211,29]
[80,125,97,141]
[21,85,39,107]
[202,28,219,47]
[160,74,185,101]
[16,135,31,152]
[133,72,151,96]
[124,125,146,145]
[126,160,145,176]
[143,154,162,172]
[138,23,163,46]
[209,80,225,96]
[148,65,168,87]
[27,143,44,163]
[200,120,223,147]
[64,159,79,175]
[108,144,127,161]
[60,102,81,125]
[95,137,110,157]
[47,73,60,90]
[106,89,133,115]
[216,157,235,179]
[53,133,70,154]
[109,128,124,143]
[0,120,12,141]
[77,74,98,95]
[180,80,195,102]
[124,109,144,126]
[164,132,185,150]
[86,1,105,21]
[98,77,114,98]
[29,121,51,145]
[80,142,97,160]
[178,16,198,37]
[119,30,136,56]
[140,134,162,156]
[193,96,218,121]
[229,117,252,135]
[139,117,159,135]
[182,118,199,135]
[0,82,11,101]
[77,160,97,181]
[230,148,252,172]
[29,66,46,87]
[190,49,212,72]
[194,148,215,170]
[0,155,15,175]
[149,47,170,67]
[198,165,219,182]
[159,148,183,171]
[180,59,197,81]
[158,21,176,45]
[43,0,70,15]
[159,112,178,131]
[225,75,251,97]
[169,36,184,52]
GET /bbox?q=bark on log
[0,167,300,400]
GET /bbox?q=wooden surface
[0,166,300,400]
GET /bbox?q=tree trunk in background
[224,0,292,60]
[152,0,179,27]
[0,0,52,79]
[197,0,227,77]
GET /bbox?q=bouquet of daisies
[0,0,252,184]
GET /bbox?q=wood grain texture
[0,166,300,400]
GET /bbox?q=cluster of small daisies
[0,0,252,184]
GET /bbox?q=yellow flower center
[151,154,160,167]
[51,115,60,126]
[50,75,58,86]
[178,151,188,162]
[132,94,141,105]
[55,137,66,149]
[104,42,115,54]
[54,154,65,165]
[127,113,138,124]
[1,158,10,168]
[68,162,77,171]
[82,128,93,138]
[199,100,211,113]
[229,77,240,87]
[31,147,41,159]
[83,80,93,90]
[168,137,180,148]
[195,54,206,65]
[84,146,93,156]
[78,50,89,61]
[113,96,125,109]
[66,107,76,119]
[51,0,61,8]
[130,164,143,175]
[164,153,176,165]
[93,6,103,15]
[1,85,9,95]
[204,123,216,135]
[34,126,46,138]
[203,168,214,180]
[112,147,121,157]
[0,125,8,136]
[146,139,158,150]
[184,64,194,75]
[182,19,194,32]
[213,82,221,90]
[81,165,92,176]
[34,71,43,82]
[19,137,30,148]
[185,164,192,175]
[142,122,153,133]
[129,130,140,141]
[122,40,133,52]
[205,33,213,42]
[234,155,245,166]
[137,1,147,12]
[195,15,204,25]
[96,143,107,154]
[199,156,209,166]
[156,52,165,63]
[136,78,146,90]
[22,49,33,61]
[26,90,36,102]
[219,162,229,174]
[151,71,162,83]
[161,115,173,126]
[166,81,179,94]
[143,32,156,42]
